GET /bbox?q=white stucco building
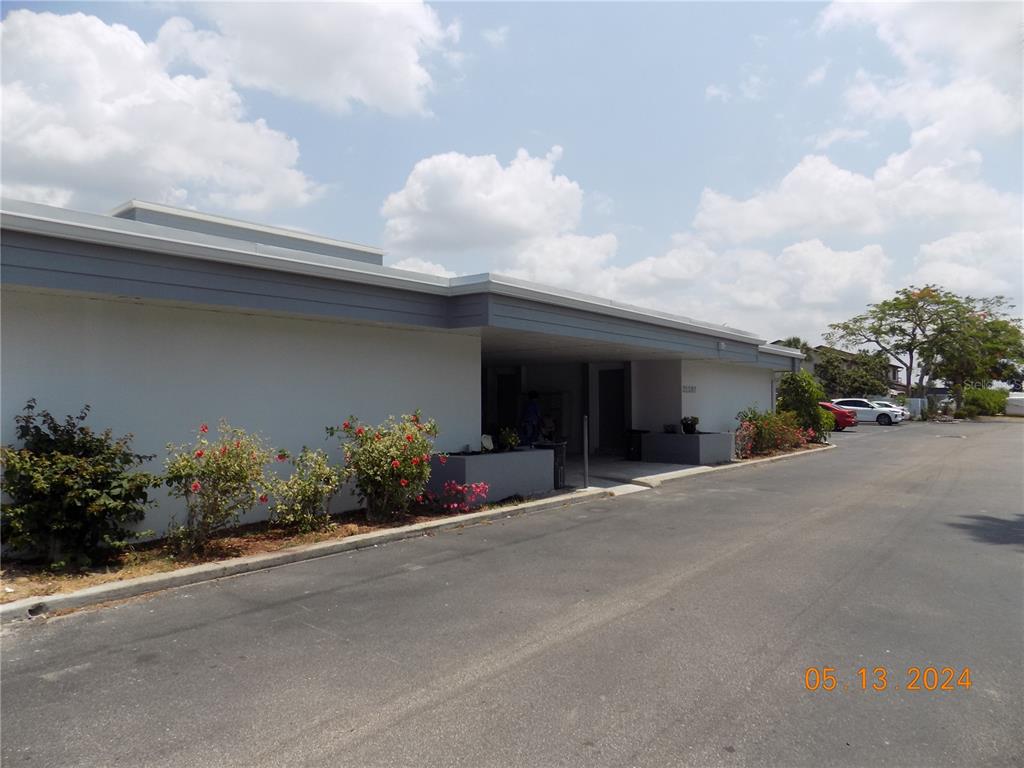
[1,199,802,530]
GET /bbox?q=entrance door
[598,368,625,455]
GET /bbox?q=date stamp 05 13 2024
[804,666,972,692]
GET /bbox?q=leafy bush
[327,411,439,521]
[164,421,271,554]
[420,480,490,514]
[776,370,832,442]
[0,400,159,568]
[268,448,349,532]
[963,388,1009,416]
[498,427,520,451]
[735,407,817,459]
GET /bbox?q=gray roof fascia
[449,273,767,346]
[108,199,383,259]
[0,199,450,296]
[2,198,769,348]
[757,343,807,360]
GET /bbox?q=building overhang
[1,198,804,372]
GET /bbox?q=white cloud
[694,142,1019,245]
[908,229,1022,297]
[818,2,1022,86]
[704,84,732,103]
[814,127,868,149]
[481,26,509,48]
[804,61,830,87]
[158,2,460,116]
[0,10,320,212]
[0,183,74,207]
[693,155,884,243]
[380,143,900,340]
[845,71,1020,145]
[389,257,456,278]
[502,234,619,292]
[381,146,582,252]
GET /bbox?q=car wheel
[834,425,845,431]
[877,414,892,426]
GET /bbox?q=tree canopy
[826,286,1023,406]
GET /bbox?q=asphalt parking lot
[3,419,1022,767]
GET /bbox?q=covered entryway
[479,323,799,466]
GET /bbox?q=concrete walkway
[565,455,696,489]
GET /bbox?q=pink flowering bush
[164,421,272,554]
[327,411,440,521]
[419,480,490,515]
[734,408,817,459]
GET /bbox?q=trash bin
[626,429,649,461]
[535,440,567,489]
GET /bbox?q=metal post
[582,415,590,488]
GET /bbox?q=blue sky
[2,1,1021,341]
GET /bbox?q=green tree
[826,286,958,395]
[924,297,1024,408]
[777,336,813,361]
[776,370,833,440]
[813,349,890,398]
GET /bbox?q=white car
[1006,393,1024,416]
[873,400,911,420]
[832,398,905,426]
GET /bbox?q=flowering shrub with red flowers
[327,411,440,521]
[418,480,490,515]
[734,408,817,459]
[268,447,349,533]
[164,421,272,554]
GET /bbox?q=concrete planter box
[428,449,554,503]
[640,432,734,465]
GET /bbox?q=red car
[819,401,857,431]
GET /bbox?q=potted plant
[681,416,699,435]
[498,426,520,451]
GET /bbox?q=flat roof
[0,198,802,357]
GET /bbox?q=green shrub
[268,447,349,533]
[735,407,817,458]
[963,388,1008,416]
[776,370,832,442]
[498,426,520,451]
[164,421,272,554]
[0,400,159,568]
[327,411,440,521]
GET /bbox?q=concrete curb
[0,443,836,621]
[630,443,836,488]
[0,488,612,622]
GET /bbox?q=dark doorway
[496,371,520,432]
[598,368,626,455]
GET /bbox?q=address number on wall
[681,385,697,393]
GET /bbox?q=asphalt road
[2,420,1022,768]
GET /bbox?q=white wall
[631,359,682,432]
[680,360,774,433]
[1,288,481,532]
